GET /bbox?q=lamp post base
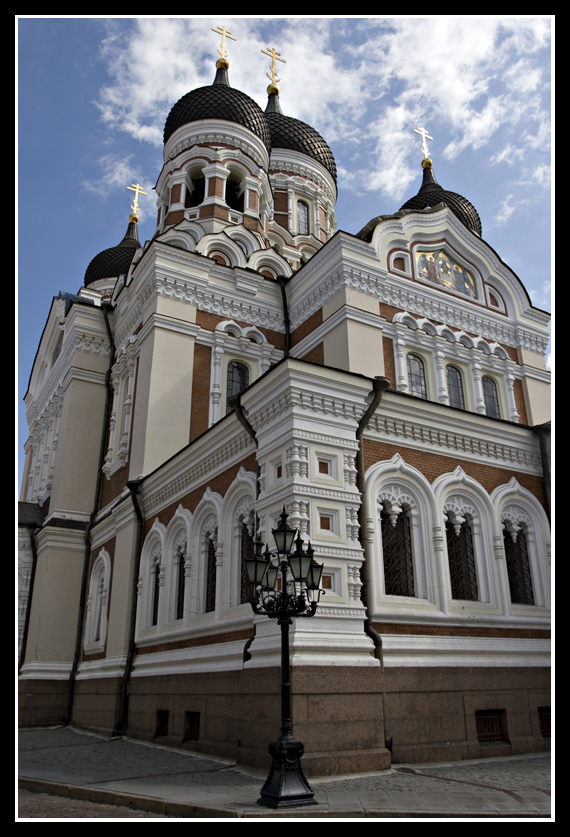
[257,735,317,808]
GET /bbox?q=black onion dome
[164,66,270,149]
[265,92,337,185]
[84,220,140,287]
[399,163,482,236]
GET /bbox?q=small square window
[155,709,169,738]
[538,706,551,738]
[276,464,282,479]
[322,574,332,589]
[475,709,508,743]
[320,516,331,531]
[184,711,200,742]
[318,460,329,475]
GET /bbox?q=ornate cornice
[248,386,362,433]
[140,430,254,518]
[288,264,549,354]
[366,413,542,472]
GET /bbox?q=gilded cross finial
[262,47,286,88]
[127,183,147,220]
[414,126,433,166]
[212,25,236,61]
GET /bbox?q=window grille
[482,375,500,418]
[504,527,534,605]
[93,576,104,642]
[176,547,185,620]
[297,200,309,235]
[381,508,415,597]
[538,706,551,738]
[226,362,249,414]
[476,709,508,743]
[184,711,200,742]
[446,518,478,601]
[205,538,216,613]
[240,522,256,604]
[152,562,160,626]
[446,365,465,410]
[407,354,427,399]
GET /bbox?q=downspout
[228,394,258,663]
[276,276,290,358]
[67,302,116,724]
[355,376,391,749]
[114,478,144,736]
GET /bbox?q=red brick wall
[382,336,396,389]
[195,310,285,350]
[189,344,212,443]
[513,379,529,425]
[301,343,324,365]
[291,308,323,347]
[273,190,288,229]
[363,438,548,512]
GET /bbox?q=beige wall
[49,373,107,513]
[105,515,141,659]
[23,528,86,664]
[130,298,197,478]
[522,376,551,426]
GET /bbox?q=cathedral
[18,34,551,776]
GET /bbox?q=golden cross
[212,25,236,60]
[262,46,286,85]
[414,126,433,159]
[127,183,148,214]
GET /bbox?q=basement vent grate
[475,709,508,743]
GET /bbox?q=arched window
[482,376,500,418]
[226,361,249,414]
[84,549,111,652]
[297,201,309,235]
[175,541,186,621]
[445,515,478,601]
[151,553,161,626]
[407,354,427,399]
[380,505,415,597]
[240,521,256,604]
[205,537,217,613]
[503,524,534,605]
[446,365,465,410]
[226,176,244,212]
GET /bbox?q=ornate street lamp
[246,506,324,808]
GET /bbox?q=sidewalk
[18,726,551,819]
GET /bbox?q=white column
[471,359,486,414]
[505,366,520,422]
[434,345,449,404]
[394,333,408,392]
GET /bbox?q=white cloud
[529,279,552,311]
[82,154,155,220]
[92,17,551,212]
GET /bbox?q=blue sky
[17,16,552,487]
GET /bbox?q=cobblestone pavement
[18,727,551,820]
[18,788,168,818]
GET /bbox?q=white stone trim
[380,634,550,667]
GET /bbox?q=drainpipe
[276,276,291,358]
[66,302,116,725]
[114,478,144,736]
[228,394,258,663]
[355,376,391,749]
